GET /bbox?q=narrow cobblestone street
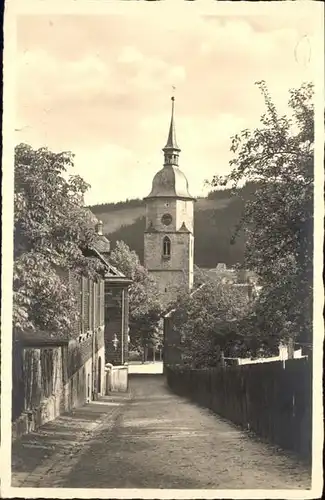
[12,375,311,490]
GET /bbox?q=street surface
[12,375,310,489]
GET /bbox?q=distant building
[88,212,132,366]
[103,261,132,366]
[202,263,262,300]
[144,96,195,310]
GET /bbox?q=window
[163,236,171,258]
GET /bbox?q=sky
[16,11,318,205]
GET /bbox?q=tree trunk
[287,337,294,359]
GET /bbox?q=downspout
[92,282,97,400]
[121,288,125,365]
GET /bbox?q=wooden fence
[166,357,312,461]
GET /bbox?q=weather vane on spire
[172,85,176,101]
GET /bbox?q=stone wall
[105,364,128,393]
[146,198,178,233]
[145,198,194,233]
[144,231,193,308]
[144,194,194,308]
[12,328,106,441]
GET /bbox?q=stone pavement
[12,375,311,489]
[11,392,131,488]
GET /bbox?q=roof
[145,164,195,200]
[145,97,195,201]
[178,222,191,233]
[90,247,132,286]
[84,208,111,254]
[163,96,180,152]
[15,329,70,347]
[93,235,110,254]
[202,265,259,284]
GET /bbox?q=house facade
[88,213,132,366]
[12,247,107,439]
[103,263,132,366]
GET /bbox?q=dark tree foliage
[14,144,103,335]
[170,280,250,368]
[90,198,144,214]
[107,217,146,264]
[211,81,314,346]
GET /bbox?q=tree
[108,241,162,354]
[193,264,209,288]
[211,81,314,347]
[14,143,103,335]
[170,280,250,368]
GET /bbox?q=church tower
[144,97,195,309]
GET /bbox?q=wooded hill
[90,182,259,268]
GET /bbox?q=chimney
[96,220,103,236]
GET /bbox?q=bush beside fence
[166,358,312,461]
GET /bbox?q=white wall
[237,344,306,365]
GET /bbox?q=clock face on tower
[161,213,173,226]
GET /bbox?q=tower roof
[145,165,194,200]
[145,95,194,201]
[163,96,180,152]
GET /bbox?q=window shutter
[83,278,89,334]
[88,279,93,332]
[100,280,105,325]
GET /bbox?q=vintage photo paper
[1,0,324,499]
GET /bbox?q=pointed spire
[163,96,180,152]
